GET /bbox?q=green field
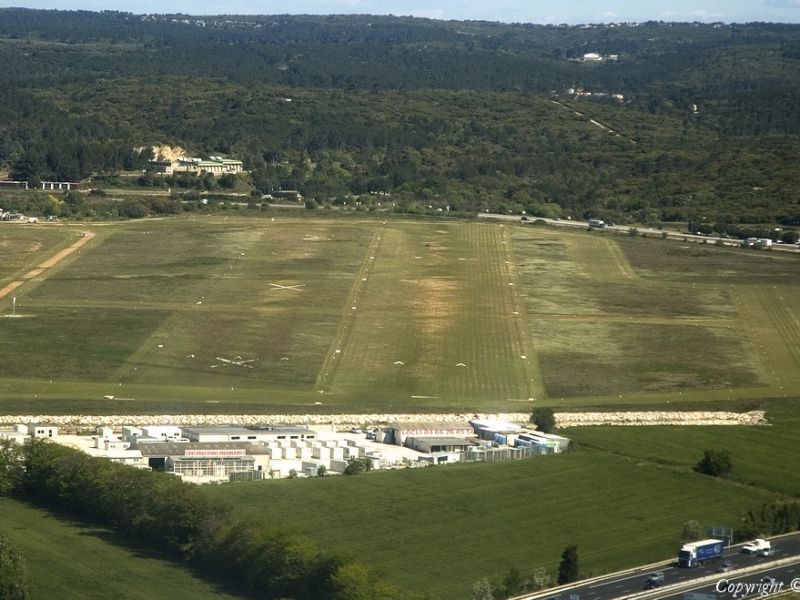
[569,424,800,497]
[0,497,240,599]
[3,217,799,599]
[1,217,799,413]
[0,226,75,280]
[204,448,779,599]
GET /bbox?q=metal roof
[183,425,314,435]
[407,436,475,446]
[388,421,473,431]
[137,441,272,456]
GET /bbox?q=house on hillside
[148,155,243,176]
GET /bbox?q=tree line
[0,439,406,599]
[2,11,800,226]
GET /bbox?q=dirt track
[0,231,95,301]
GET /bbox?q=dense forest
[1,9,799,226]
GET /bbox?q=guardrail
[510,533,800,600]
[624,556,800,600]
[508,558,676,600]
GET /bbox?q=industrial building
[182,425,316,443]
[0,418,569,484]
[136,442,268,479]
[379,421,476,446]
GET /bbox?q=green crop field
[0,497,240,599]
[569,423,800,497]
[0,216,798,413]
[204,449,779,599]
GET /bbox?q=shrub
[694,449,732,477]
[530,407,556,433]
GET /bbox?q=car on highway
[717,561,733,573]
[644,571,665,589]
[760,576,777,587]
[742,539,770,554]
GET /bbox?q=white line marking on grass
[269,283,306,291]
[211,356,257,369]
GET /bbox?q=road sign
[708,527,734,546]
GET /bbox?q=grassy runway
[0,217,798,413]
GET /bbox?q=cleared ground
[0,217,797,412]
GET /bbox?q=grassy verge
[0,497,240,600]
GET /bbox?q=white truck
[742,539,771,554]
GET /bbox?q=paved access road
[477,213,800,255]
[514,533,800,600]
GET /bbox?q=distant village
[0,419,570,484]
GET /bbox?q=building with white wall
[27,423,59,439]
[182,425,316,443]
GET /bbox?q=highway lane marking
[589,568,674,589]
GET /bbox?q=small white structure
[0,425,29,445]
[28,424,59,439]
[40,181,79,191]
[142,425,186,440]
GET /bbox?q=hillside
[0,10,799,226]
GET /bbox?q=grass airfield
[0,215,798,413]
[2,215,799,600]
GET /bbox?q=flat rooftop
[408,436,476,446]
[137,441,272,456]
[183,425,315,435]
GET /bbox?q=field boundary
[313,225,385,393]
[502,226,546,399]
[735,285,800,393]
[0,410,766,427]
[566,232,637,281]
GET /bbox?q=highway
[477,213,800,255]
[513,533,800,600]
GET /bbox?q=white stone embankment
[554,410,766,427]
[0,410,766,428]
